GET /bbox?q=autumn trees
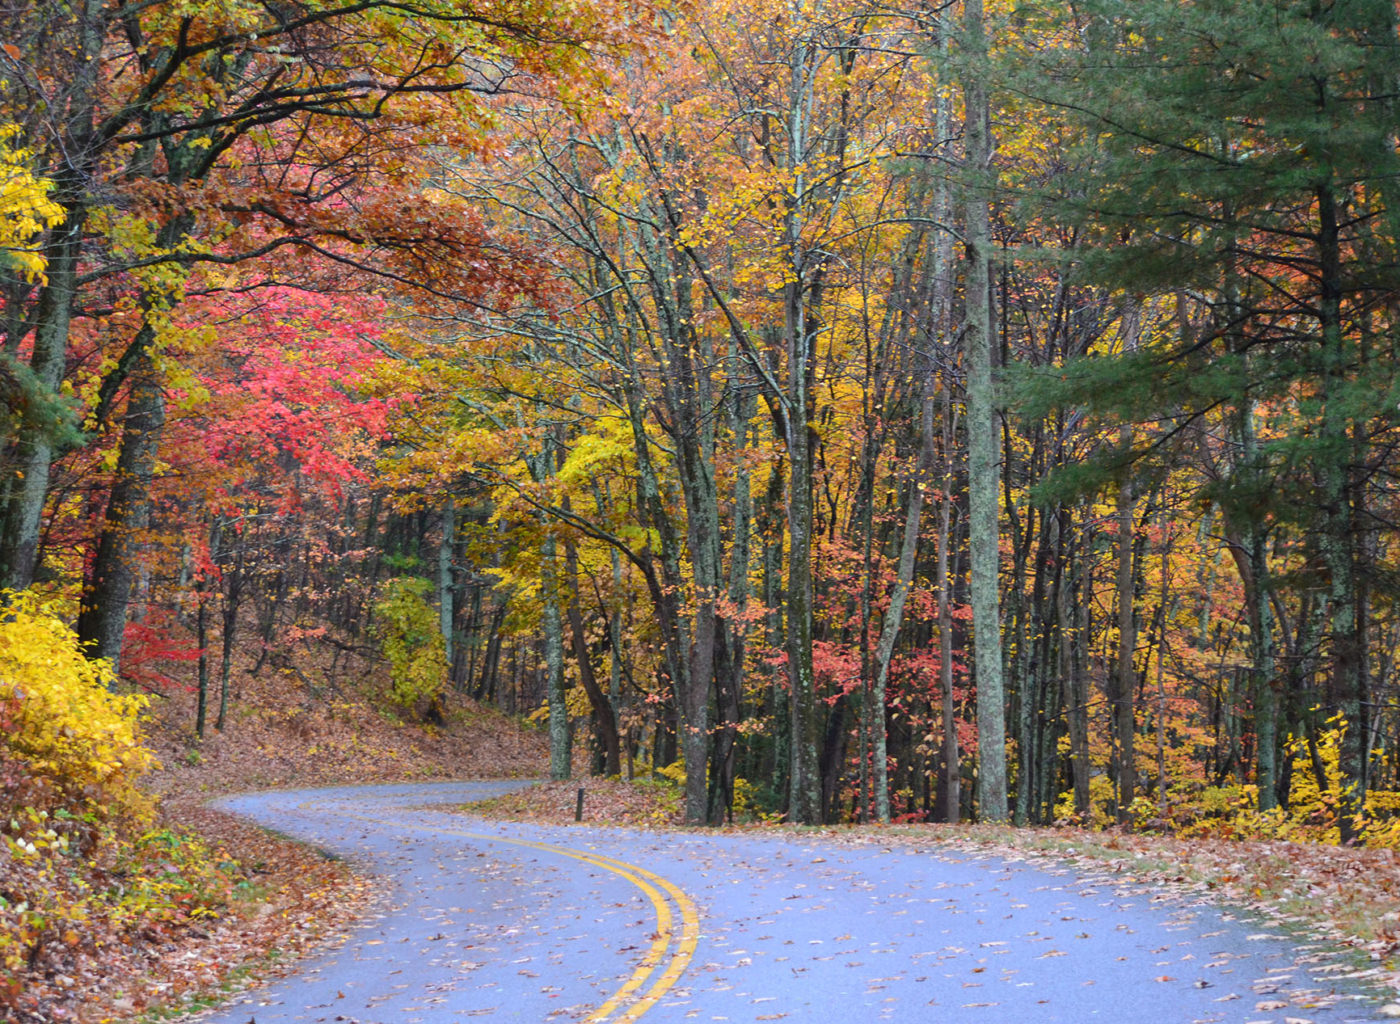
[387,0,970,823]
[447,0,1400,834]
[0,0,635,683]
[5,0,1400,841]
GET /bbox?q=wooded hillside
[4,0,1400,888]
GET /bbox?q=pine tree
[1016,0,1400,838]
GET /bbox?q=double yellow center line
[334,806,700,1023]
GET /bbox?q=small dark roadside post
[575,787,585,822]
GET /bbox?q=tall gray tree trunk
[0,0,105,592]
[1059,513,1091,817]
[0,212,83,592]
[1317,183,1366,841]
[937,396,962,823]
[760,463,789,799]
[610,547,627,775]
[542,531,571,782]
[961,0,1007,823]
[710,387,755,823]
[1238,425,1279,810]
[780,32,823,826]
[1154,516,1171,814]
[1216,262,1281,812]
[784,305,821,824]
[195,591,210,737]
[73,144,202,665]
[216,541,242,732]
[439,494,456,670]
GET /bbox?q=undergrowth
[0,590,250,1017]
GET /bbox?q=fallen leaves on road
[465,777,1400,1006]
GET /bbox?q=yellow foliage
[0,125,63,283]
[1053,773,1118,828]
[731,775,760,819]
[525,684,590,726]
[1171,717,1400,848]
[557,416,636,486]
[0,590,155,817]
[372,578,447,717]
[654,758,686,787]
[0,594,167,987]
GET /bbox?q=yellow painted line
[319,803,699,1023]
[570,847,701,1023]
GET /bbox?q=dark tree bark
[565,537,622,776]
[76,343,164,668]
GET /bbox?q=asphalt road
[190,782,1389,1024]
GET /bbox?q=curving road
[191,783,1388,1024]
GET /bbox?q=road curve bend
[189,782,1387,1024]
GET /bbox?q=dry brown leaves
[143,645,547,799]
[465,777,684,827]
[7,642,549,1023]
[7,803,377,1024]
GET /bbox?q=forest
[4,0,1400,863]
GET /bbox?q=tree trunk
[439,495,456,669]
[870,404,935,823]
[1113,425,1137,822]
[76,341,165,669]
[565,537,622,776]
[216,539,243,732]
[937,458,961,824]
[962,0,1007,823]
[710,388,755,823]
[1317,183,1366,841]
[0,209,83,591]
[195,593,209,738]
[785,389,821,824]
[1059,514,1091,817]
[620,380,693,790]
[760,460,789,804]
[0,0,104,591]
[542,532,571,782]
[1153,526,1171,814]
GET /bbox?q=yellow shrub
[1263,718,1400,847]
[0,590,155,817]
[372,578,447,718]
[1176,719,1400,847]
[732,776,758,818]
[655,758,687,787]
[1053,774,1117,827]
